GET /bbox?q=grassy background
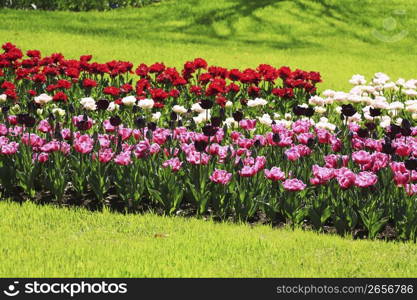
[1,201,417,277]
[1,0,416,90]
[1,0,417,277]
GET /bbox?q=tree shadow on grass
[3,0,410,51]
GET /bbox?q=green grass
[1,0,417,89]
[1,201,416,277]
[1,0,417,277]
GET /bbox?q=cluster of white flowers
[307,73,417,128]
[247,98,268,108]
[0,94,7,103]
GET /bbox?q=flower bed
[1,42,416,241]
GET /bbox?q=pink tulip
[254,156,267,171]
[118,126,132,141]
[354,171,378,188]
[152,128,170,145]
[295,144,312,157]
[297,132,315,145]
[282,178,307,191]
[72,115,93,130]
[114,151,132,166]
[395,143,411,157]
[239,119,256,130]
[285,147,300,161]
[324,154,348,168]
[237,138,254,149]
[254,135,266,146]
[352,150,372,165]
[230,131,241,141]
[207,143,220,155]
[264,167,285,181]
[133,140,150,158]
[210,169,232,185]
[34,152,49,163]
[0,136,9,147]
[239,166,257,177]
[292,119,311,134]
[149,143,161,155]
[7,115,17,125]
[1,142,19,155]
[334,167,356,189]
[9,126,23,136]
[103,119,116,132]
[98,148,114,163]
[393,171,409,186]
[349,122,360,132]
[162,157,183,172]
[186,151,210,165]
[0,124,8,136]
[40,140,61,153]
[315,128,331,144]
[21,133,44,148]
[73,134,94,154]
[37,120,52,133]
[390,161,406,173]
[61,128,72,140]
[405,183,417,196]
[330,135,342,152]
[351,137,365,150]
[369,152,389,172]
[311,165,335,184]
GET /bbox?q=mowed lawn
[1,0,417,277]
[1,201,417,277]
[1,0,417,90]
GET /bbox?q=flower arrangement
[1,42,417,241]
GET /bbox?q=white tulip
[107,102,119,112]
[322,89,336,98]
[406,103,417,113]
[152,111,161,121]
[138,98,154,109]
[247,98,267,107]
[52,108,65,117]
[34,93,52,105]
[191,103,205,113]
[389,101,404,110]
[172,105,187,114]
[224,117,238,128]
[314,106,326,114]
[121,95,137,106]
[404,89,417,97]
[309,95,325,106]
[258,114,272,126]
[349,74,366,85]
